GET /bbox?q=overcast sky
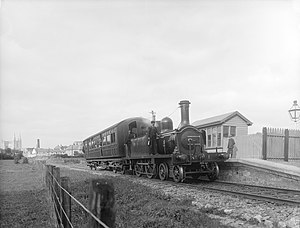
[1,0,300,148]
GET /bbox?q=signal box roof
[192,111,253,128]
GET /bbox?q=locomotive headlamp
[288,100,300,123]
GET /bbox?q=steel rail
[214,180,300,193]
[199,185,300,206]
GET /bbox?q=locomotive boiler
[83,100,229,182]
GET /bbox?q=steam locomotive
[83,100,229,182]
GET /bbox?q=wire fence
[45,164,115,228]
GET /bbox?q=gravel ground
[50,160,300,228]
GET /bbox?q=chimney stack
[178,100,191,129]
[37,139,40,148]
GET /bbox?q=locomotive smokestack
[178,100,191,129]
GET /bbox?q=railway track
[58,163,300,206]
[186,180,300,206]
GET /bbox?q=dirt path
[0,160,54,228]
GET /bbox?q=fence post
[284,129,289,162]
[50,165,54,198]
[262,127,267,160]
[45,165,50,188]
[53,167,61,225]
[61,177,71,228]
[88,179,115,228]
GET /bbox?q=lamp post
[288,100,300,125]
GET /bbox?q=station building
[192,111,252,153]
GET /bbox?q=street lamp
[288,100,300,123]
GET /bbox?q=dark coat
[148,126,158,139]
[228,138,235,149]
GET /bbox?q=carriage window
[111,133,116,143]
[107,134,111,144]
[102,136,107,145]
[129,121,138,136]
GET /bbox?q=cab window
[129,121,138,136]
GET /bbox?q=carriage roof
[83,117,150,141]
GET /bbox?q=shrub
[22,157,29,164]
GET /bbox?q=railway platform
[217,158,300,189]
[228,158,300,177]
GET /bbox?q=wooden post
[284,129,289,162]
[262,127,267,160]
[53,167,61,224]
[50,165,54,198]
[45,165,50,188]
[61,177,71,228]
[88,179,115,228]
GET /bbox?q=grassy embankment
[60,167,231,228]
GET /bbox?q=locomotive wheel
[135,164,142,177]
[146,164,157,179]
[207,162,219,181]
[158,163,169,181]
[173,165,184,183]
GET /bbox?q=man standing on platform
[227,135,235,158]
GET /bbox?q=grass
[0,160,54,228]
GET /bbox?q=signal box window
[207,128,212,147]
[217,126,221,146]
[206,127,222,147]
[230,126,236,137]
[223,126,236,137]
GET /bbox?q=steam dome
[161,117,173,132]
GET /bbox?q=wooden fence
[45,165,115,228]
[234,128,300,161]
[263,127,300,161]
[234,133,263,159]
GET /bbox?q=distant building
[13,134,22,150]
[54,145,68,153]
[23,148,36,158]
[1,134,22,150]
[65,141,83,156]
[1,140,12,149]
[192,111,252,153]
